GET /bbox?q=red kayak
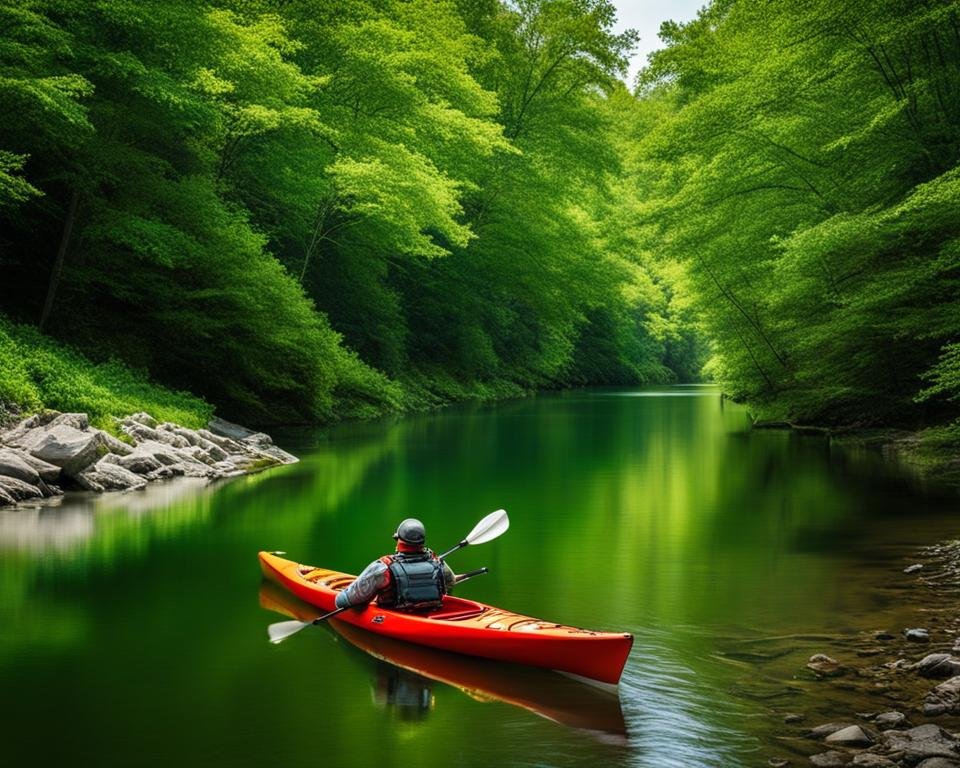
[259,581,627,736]
[259,551,633,685]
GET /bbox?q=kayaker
[334,518,455,612]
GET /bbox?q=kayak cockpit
[295,564,487,620]
[427,597,488,621]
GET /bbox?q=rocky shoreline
[771,543,960,767]
[0,410,297,507]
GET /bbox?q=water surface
[1,387,957,766]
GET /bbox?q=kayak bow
[259,551,633,685]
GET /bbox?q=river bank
[0,409,297,508]
[750,419,960,490]
[763,541,960,767]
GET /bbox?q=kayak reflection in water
[334,518,456,612]
[372,663,434,721]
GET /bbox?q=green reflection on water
[0,387,955,767]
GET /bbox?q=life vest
[377,550,445,611]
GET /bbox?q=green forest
[0,0,958,448]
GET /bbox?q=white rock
[11,424,107,476]
[874,711,908,729]
[18,452,62,482]
[0,475,44,502]
[97,430,133,456]
[76,460,147,492]
[172,427,201,447]
[127,412,158,428]
[1,411,59,442]
[48,412,89,430]
[825,724,874,747]
[114,451,164,475]
[207,417,257,442]
[0,448,41,484]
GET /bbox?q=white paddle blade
[267,620,310,644]
[465,509,509,545]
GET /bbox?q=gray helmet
[393,518,426,545]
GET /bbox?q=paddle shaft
[454,567,488,584]
[439,540,468,560]
[312,605,350,625]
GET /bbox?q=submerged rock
[882,724,960,762]
[825,725,875,747]
[904,563,924,574]
[851,755,896,767]
[906,628,931,642]
[809,751,849,767]
[808,723,857,740]
[873,711,908,729]
[808,654,847,677]
[924,676,960,716]
[913,654,960,679]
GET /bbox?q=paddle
[438,509,509,560]
[268,605,350,644]
[266,510,508,645]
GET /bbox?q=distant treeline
[0,0,703,424]
[4,0,956,436]
[631,0,960,433]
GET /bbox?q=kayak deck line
[260,551,633,684]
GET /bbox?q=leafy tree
[630,0,960,428]
[0,0,705,426]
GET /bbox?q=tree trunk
[39,188,79,333]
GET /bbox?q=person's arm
[441,561,455,594]
[335,560,389,609]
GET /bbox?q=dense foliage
[631,0,960,432]
[0,0,698,424]
[0,317,211,429]
[4,0,954,439]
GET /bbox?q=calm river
[1,387,957,767]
